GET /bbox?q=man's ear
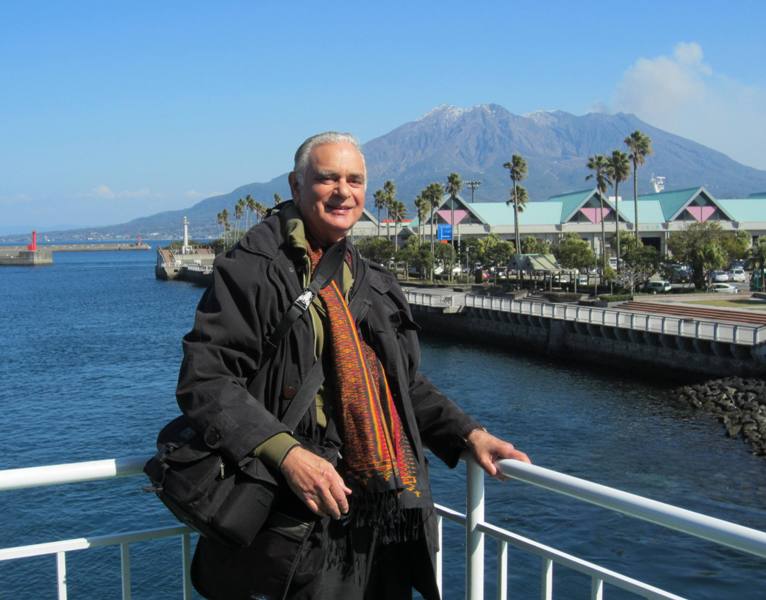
[288,172,300,203]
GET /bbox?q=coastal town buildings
[363,187,766,256]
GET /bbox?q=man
[177,132,529,599]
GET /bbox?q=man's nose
[336,178,351,199]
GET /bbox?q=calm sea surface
[1,248,765,599]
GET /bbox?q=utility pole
[465,180,481,203]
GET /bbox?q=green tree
[719,230,751,262]
[613,233,659,292]
[503,155,528,255]
[624,130,653,240]
[477,233,514,269]
[606,150,631,273]
[521,236,551,254]
[445,173,462,281]
[667,222,728,289]
[586,154,612,274]
[554,232,596,272]
[273,192,283,206]
[356,237,395,266]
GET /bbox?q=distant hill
[17,104,766,241]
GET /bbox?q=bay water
[1,248,764,599]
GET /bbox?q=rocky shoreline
[674,377,766,456]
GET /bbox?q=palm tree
[423,182,444,281]
[415,193,428,244]
[502,155,528,256]
[220,208,230,249]
[586,155,613,274]
[216,211,224,245]
[506,184,529,252]
[445,173,462,281]
[624,130,653,242]
[389,200,407,251]
[273,192,282,206]
[255,201,267,223]
[606,150,631,274]
[234,198,245,240]
[245,194,256,231]
[383,180,397,241]
[373,189,386,238]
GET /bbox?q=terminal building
[365,186,766,256]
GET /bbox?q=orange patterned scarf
[308,244,425,537]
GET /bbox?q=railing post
[120,543,132,600]
[733,326,738,344]
[591,576,604,600]
[466,458,485,600]
[436,514,443,597]
[541,557,553,600]
[497,540,508,600]
[56,551,67,600]
[182,532,193,600]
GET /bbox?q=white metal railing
[2,456,765,599]
[0,456,194,600]
[436,457,766,600]
[404,290,454,308]
[452,294,766,345]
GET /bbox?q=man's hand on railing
[466,428,531,479]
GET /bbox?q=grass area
[685,299,766,310]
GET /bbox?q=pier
[405,288,766,377]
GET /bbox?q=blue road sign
[437,224,452,241]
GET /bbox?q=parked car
[711,271,730,282]
[710,282,739,294]
[643,280,672,294]
[731,268,747,282]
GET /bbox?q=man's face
[290,141,366,246]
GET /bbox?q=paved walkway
[618,300,766,326]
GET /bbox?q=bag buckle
[294,290,314,311]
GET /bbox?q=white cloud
[88,185,160,200]
[613,42,766,170]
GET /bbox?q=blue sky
[1,1,765,234]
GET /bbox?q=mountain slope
[21,104,766,240]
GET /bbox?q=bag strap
[262,239,346,359]
[279,275,371,431]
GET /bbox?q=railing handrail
[495,458,766,560]
[3,454,765,561]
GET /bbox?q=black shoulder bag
[144,240,347,548]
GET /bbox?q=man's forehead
[309,142,365,170]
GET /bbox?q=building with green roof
[401,186,765,257]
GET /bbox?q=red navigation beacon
[27,231,37,251]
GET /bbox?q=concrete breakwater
[406,289,766,378]
[0,248,53,266]
[674,377,766,455]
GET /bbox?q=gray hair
[292,131,366,186]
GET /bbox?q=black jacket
[176,205,480,598]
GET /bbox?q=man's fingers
[510,449,531,464]
[317,484,342,519]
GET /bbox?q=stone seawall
[673,377,766,455]
[411,305,766,378]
